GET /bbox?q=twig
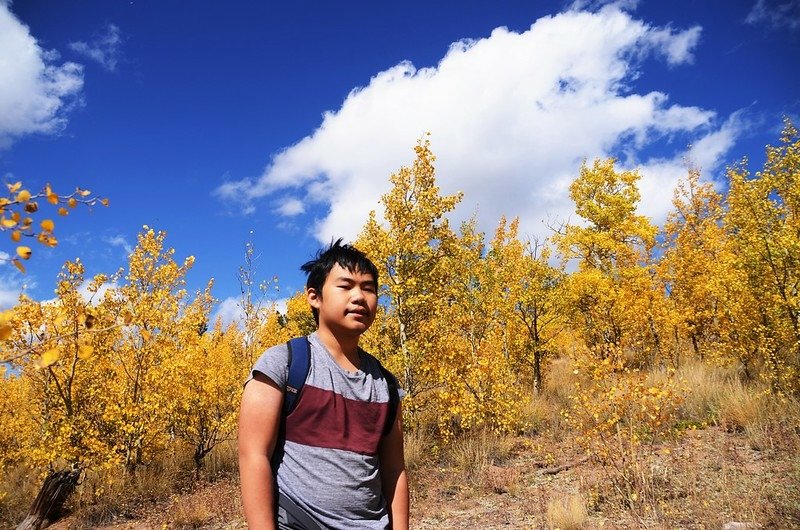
[541,455,590,475]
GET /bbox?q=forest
[1,121,798,529]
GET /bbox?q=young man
[239,240,409,530]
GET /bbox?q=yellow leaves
[120,310,134,326]
[78,344,94,359]
[46,184,58,205]
[0,181,107,272]
[16,246,31,259]
[0,313,13,340]
[140,329,151,342]
[38,348,61,368]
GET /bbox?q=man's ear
[306,287,322,309]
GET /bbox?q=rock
[722,522,761,530]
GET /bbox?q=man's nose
[351,287,366,302]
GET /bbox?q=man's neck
[315,326,361,371]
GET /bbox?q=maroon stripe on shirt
[286,384,388,455]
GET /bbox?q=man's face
[309,263,378,336]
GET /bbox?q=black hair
[300,239,379,323]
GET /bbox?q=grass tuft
[546,492,588,530]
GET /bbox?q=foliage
[3,123,800,523]
[553,159,660,367]
[0,181,107,273]
[565,355,685,507]
[357,136,463,427]
[726,119,800,392]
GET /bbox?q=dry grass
[4,358,799,530]
[403,427,436,472]
[0,464,41,523]
[200,439,239,479]
[483,464,520,494]
[544,357,579,406]
[546,493,588,530]
[675,360,733,425]
[447,430,514,485]
[717,380,767,432]
[169,498,215,528]
[71,450,194,526]
[521,392,554,435]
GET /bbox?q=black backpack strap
[284,337,311,416]
[378,364,400,437]
[278,491,325,530]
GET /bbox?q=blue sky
[0,0,798,324]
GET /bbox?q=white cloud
[212,296,244,328]
[0,2,84,148]
[276,197,305,217]
[212,296,290,329]
[0,270,33,310]
[636,111,744,222]
[216,6,742,245]
[105,234,133,255]
[69,23,123,72]
[746,0,800,31]
[77,279,118,306]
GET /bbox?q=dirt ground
[49,425,799,529]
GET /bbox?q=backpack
[283,336,400,437]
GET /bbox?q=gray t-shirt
[248,332,396,529]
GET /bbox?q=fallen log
[16,468,81,530]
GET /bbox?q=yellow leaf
[40,219,54,232]
[58,207,69,216]
[79,189,91,197]
[0,322,12,340]
[15,189,31,202]
[46,185,58,205]
[10,231,20,242]
[7,181,21,193]
[100,198,110,207]
[12,258,25,273]
[40,348,60,368]
[141,329,151,342]
[68,197,77,208]
[16,246,31,260]
[1,218,17,228]
[78,344,94,359]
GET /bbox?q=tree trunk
[16,468,81,530]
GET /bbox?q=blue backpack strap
[284,337,311,415]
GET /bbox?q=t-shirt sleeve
[245,342,290,389]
